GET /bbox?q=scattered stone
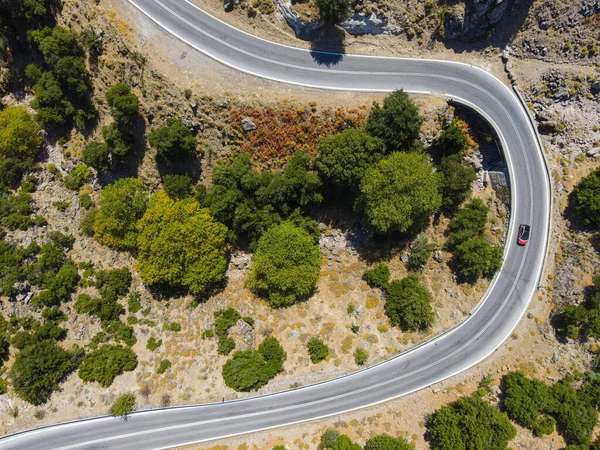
[241,117,257,131]
[433,250,444,263]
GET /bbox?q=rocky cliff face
[444,0,528,41]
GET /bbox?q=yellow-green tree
[137,192,227,294]
[0,106,41,158]
[357,152,441,234]
[93,178,149,250]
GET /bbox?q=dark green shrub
[316,0,352,23]
[82,141,110,173]
[146,337,162,352]
[439,153,477,211]
[127,292,142,313]
[10,340,76,404]
[364,434,414,450]
[79,193,93,209]
[385,275,434,331]
[78,344,137,387]
[571,167,600,228]
[315,128,386,192]
[363,263,390,288]
[148,118,196,159]
[222,337,286,392]
[307,336,329,364]
[162,174,192,199]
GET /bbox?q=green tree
[137,192,227,293]
[307,336,329,363]
[365,90,423,152]
[445,198,489,249]
[571,167,600,228]
[357,152,441,234]
[362,263,390,289]
[93,178,149,250]
[385,274,434,331]
[148,118,196,160]
[315,128,385,192]
[426,394,516,450]
[78,344,137,387]
[453,237,502,280]
[248,221,321,307]
[82,141,110,173]
[0,106,42,158]
[316,0,352,23]
[364,434,414,450]
[63,164,91,190]
[110,393,136,417]
[439,154,477,211]
[10,339,75,404]
[105,83,139,128]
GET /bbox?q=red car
[517,224,531,246]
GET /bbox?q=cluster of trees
[196,151,322,249]
[446,199,502,281]
[73,267,136,347]
[318,429,414,450]
[222,337,286,392]
[363,264,434,331]
[501,371,600,447]
[6,306,83,404]
[426,392,516,450]
[26,26,95,126]
[560,276,600,341]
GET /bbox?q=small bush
[82,141,110,173]
[307,336,329,363]
[354,347,368,365]
[156,359,171,374]
[162,322,181,332]
[362,263,390,288]
[385,275,434,331]
[64,164,91,190]
[79,193,93,209]
[110,393,135,417]
[408,235,432,270]
[146,337,162,352]
[127,292,142,314]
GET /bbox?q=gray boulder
[241,117,257,131]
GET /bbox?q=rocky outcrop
[444,0,526,41]
[277,0,399,37]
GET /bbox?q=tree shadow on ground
[304,25,346,67]
[437,0,534,54]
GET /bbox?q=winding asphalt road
[0,1,551,449]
